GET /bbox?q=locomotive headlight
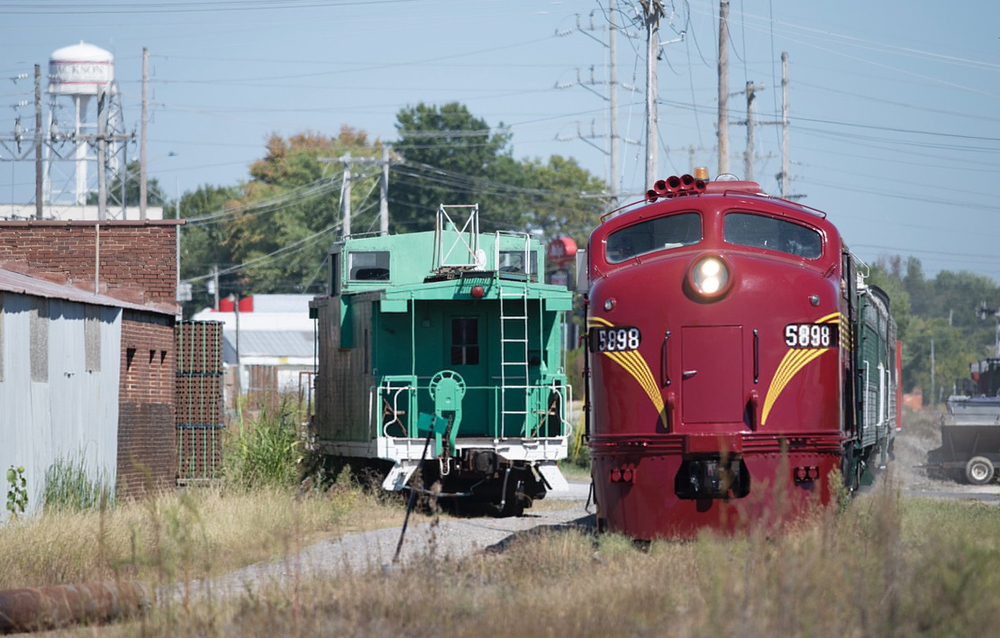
[689,255,732,299]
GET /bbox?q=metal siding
[314,296,373,443]
[0,294,120,519]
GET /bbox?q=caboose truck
[585,171,899,539]
[309,205,574,515]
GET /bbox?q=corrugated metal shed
[0,269,139,519]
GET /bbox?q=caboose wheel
[965,456,995,485]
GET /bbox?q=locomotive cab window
[724,213,822,259]
[605,212,701,263]
[450,317,479,365]
[349,251,390,281]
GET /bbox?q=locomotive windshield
[605,212,701,263]
[723,213,822,259]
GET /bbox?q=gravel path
[167,500,594,603]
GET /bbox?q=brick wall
[0,220,180,312]
[117,310,177,498]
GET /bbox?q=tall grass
[42,454,115,512]
[224,397,302,490]
[131,475,1000,637]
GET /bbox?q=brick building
[0,219,182,500]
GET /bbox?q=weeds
[224,398,302,490]
[42,454,115,512]
[5,465,27,519]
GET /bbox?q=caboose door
[680,325,744,425]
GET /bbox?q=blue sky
[2,0,999,285]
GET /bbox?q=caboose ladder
[497,230,533,439]
[499,280,530,438]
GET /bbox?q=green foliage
[224,400,302,490]
[176,104,607,312]
[42,455,114,512]
[874,254,1000,401]
[86,159,168,207]
[390,102,608,241]
[5,465,27,519]
[179,128,380,315]
[179,183,242,316]
[391,102,512,232]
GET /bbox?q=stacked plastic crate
[175,320,224,483]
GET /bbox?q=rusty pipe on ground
[0,581,150,634]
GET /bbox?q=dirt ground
[893,408,1000,495]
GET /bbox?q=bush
[224,399,302,490]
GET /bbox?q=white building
[192,294,315,404]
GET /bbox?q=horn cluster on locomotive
[309,205,574,515]
[584,172,900,539]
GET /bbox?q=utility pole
[97,87,108,220]
[140,47,149,220]
[643,0,664,188]
[609,0,619,205]
[930,338,936,406]
[380,146,389,235]
[744,81,761,182]
[212,265,220,311]
[321,151,394,238]
[780,52,789,198]
[759,53,794,198]
[342,152,352,238]
[34,65,42,219]
[717,0,730,176]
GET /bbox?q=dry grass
[0,480,407,591]
[36,472,1000,638]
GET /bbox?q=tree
[389,102,609,240]
[215,128,380,298]
[390,102,514,232]
[86,160,168,208]
[178,184,241,316]
[503,154,607,246]
[869,260,911,341]
[875,254,1000,400]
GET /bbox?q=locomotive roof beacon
[48,41,114,96]
[585,169,899,539]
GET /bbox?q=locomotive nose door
[680,325,744,425]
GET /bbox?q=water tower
[43,41,129,216]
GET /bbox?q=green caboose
[309,205,574,514]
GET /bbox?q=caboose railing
[371,377,571,444]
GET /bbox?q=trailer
[927,398,1000,485]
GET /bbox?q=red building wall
[0,220,180,311]
[118,311,177,497]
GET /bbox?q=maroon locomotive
[585,172,898,539]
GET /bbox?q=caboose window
[605,212,701,263]
[498,250,538,274]
[451,318,479,365]
[724,213,822,259]
[349,251,390,280]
